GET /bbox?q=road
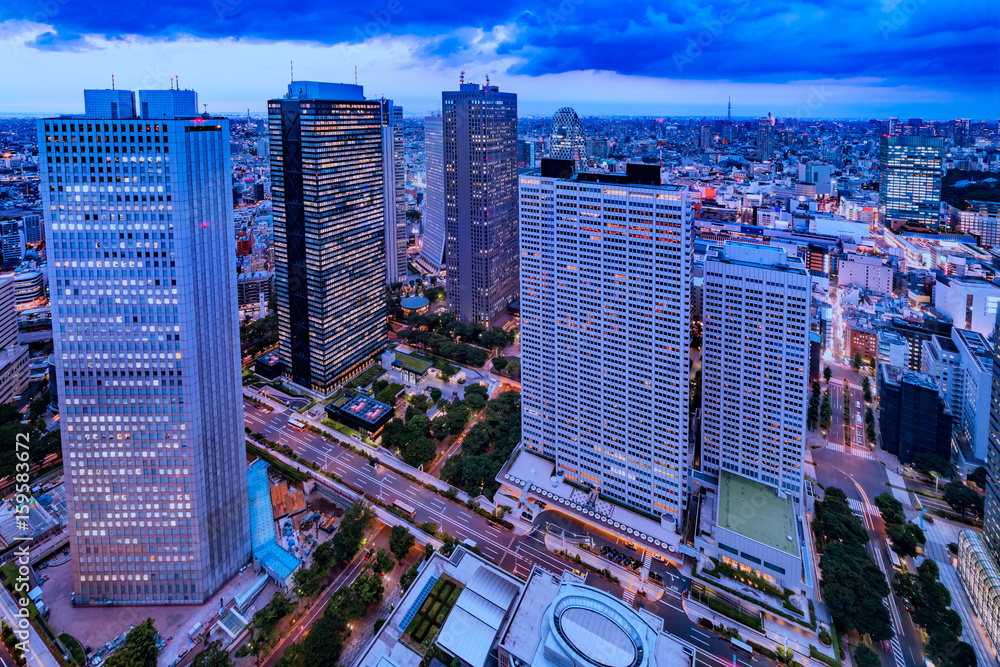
[245,399,777,667]
[812,363,923,667]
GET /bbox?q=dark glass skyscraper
[879,135,944,231]
[269,82,388,393]
[985,311,1000,559]
[443,83,518,325]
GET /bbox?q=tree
[886,522,925,558]
[492,356,508,371]
[464,391,487,412]
[913,452,951,478]
[480,327,508,350]
[370,547,395,576]
[852,352,863,370]
[429,387,442,403]
[351,571,384,611]
[968,466,987,489]
[389,525,416,562]
[824,366,833,383]
[816,487,869,546]
[943,481,982,519]
[506,359,520,380]
[853,644,880,667]
[820,391,833,431]
[105,619,159,667]
[332,501,375,563]
[820,542,894,641]
[874,492,906,526]
[862,376,872,403]
[192,641,231,667]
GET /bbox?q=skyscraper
[269,81,388,393]
[549,107,586,169]
[701,242,810,500]
[756,113,775,159]
[519,160,692,520]
[381,100,406,284]
[879,135,944,231]
[39,88,251,605]
[985,310,1000,558]
[443,82,518,325]
[419,113,446,273]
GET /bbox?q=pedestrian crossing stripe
[846,498,882,517]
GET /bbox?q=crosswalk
[622,589,635,605]
[886,625,906,667]
[847,498,882,518]
[826,443,875,460]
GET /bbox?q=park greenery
[815,487,894,641]
[894,560,977,667]
[236,591,295,663]
[441,390,521,497]
[943,481,984,520]
[277,564,386,667]
[293,501,374,598]
[390,524,416,562]
[808,381,821,431]
[240,313,278,358]
[191,641,231,667]
[104,619,159,667]
[0,401,61,482]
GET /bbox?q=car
[364,548,374,561]
[652,553,664,562]
[368,459,378,468]
[856,401,861,410]
[625,541,636,551]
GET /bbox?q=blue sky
[2,0,997,118]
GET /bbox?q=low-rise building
[326,392,394,439]
[877,329,909,368]
[921,335,963,417]
[838,253,893,295]
[957,530,1000,652]
[934,274,1000,336]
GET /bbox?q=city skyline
[2,0,997,118]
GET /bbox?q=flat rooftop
[338,393,393,426]
[393,351,434,375]
[717,471,798,557]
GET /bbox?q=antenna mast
[111,73,115,90]
[290,60,294,83]
[460,68,465,85]
[355,65,358,85]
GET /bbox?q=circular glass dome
[553,596,645,667]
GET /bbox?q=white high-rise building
[520,162,692,520]
[381,101,406,284]
[701,242,811,500]
[419,114,445,273]
[38,89,251,605]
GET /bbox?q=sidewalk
[920,520,998,666]
[0,584,59,667]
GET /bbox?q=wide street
[812,362,924,667]
[245,398,776,667]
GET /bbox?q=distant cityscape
[0,75,997,667]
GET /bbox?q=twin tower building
[39,83,809,606]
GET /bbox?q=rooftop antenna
[176,75,179,90]
[290,60,294,83]
[460,67,465,85]
[355,65,358,85]
[111,73,115,90]
[485,71,490,86]
[202,103,208,116]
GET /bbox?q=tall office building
[269,81,388,393]
[38,88,251,605]
[520,160,693,520]
[419,114,446,273]
[549,107,586,169]
[879,135,944,231]
[443,82,518,325]
[699,125,712,150]
[986,311,1000,558]
[701,242,811,500]
[756,113,775,160]
[381,101,406,284]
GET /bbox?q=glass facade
[549,107,586,170]
[38,89,252,605]
[269,83,388,394]
[878,135,943,231]
[443,83,519,326]
[985,312,1000,558]
[956,529,1000,649]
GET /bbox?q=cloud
[24,30,101,52]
